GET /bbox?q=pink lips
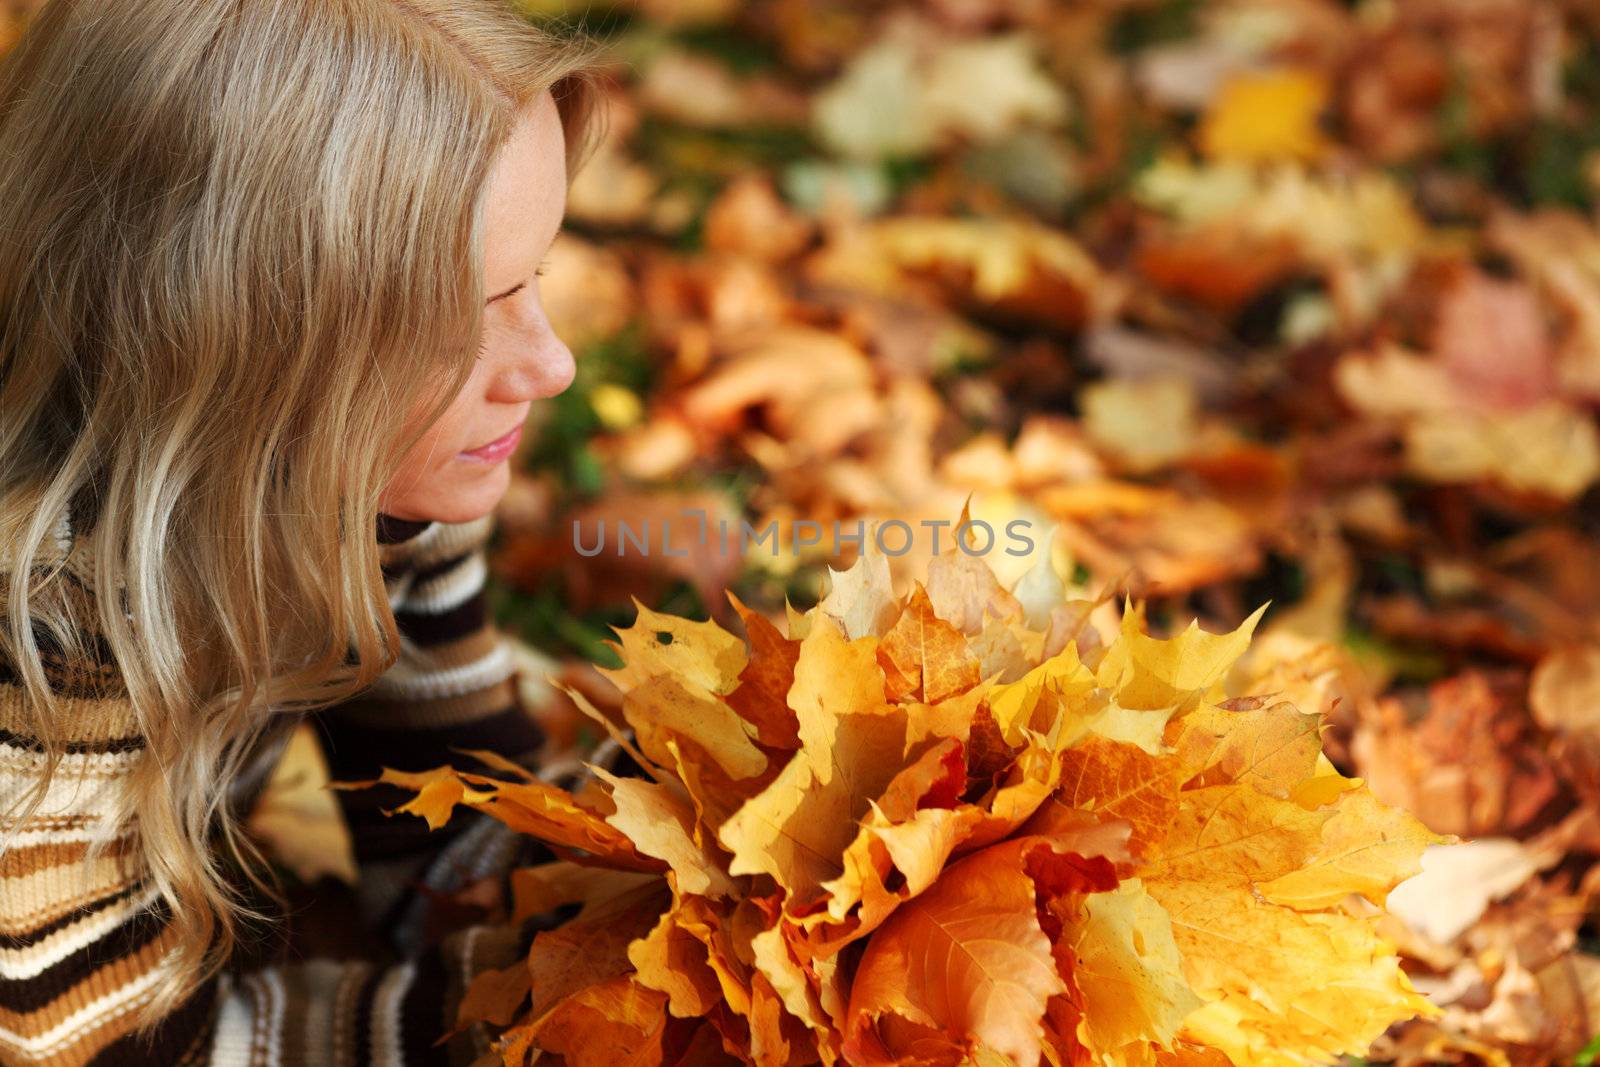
[459,423,523,463]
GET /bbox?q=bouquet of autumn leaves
[350,528,1442,1066]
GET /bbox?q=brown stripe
[349,960,385,1067]
[0,689,142,747]
[399,943,455,1066]
[246,971,268,1063]
[333,961,376,1067]
[376,514,435,545]
[395,593,490,648]
[317,697,542,782]
[0,835,136,879]
[408,548,475,585]
[409,624,500,669]
[0,882,145,949]
[0,613,126,701]
[278,955,354,1067]
[334,784,481,865]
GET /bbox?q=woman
[0,0,613,1062]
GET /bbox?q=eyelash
[476,263,549,359]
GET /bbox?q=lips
[459,422,524,462]
[468,424,521,453]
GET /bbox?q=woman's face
[377,88,574,524]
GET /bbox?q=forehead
[481,90,567,268]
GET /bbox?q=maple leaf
[525,976,671,1067]
[629,903,725,1018]
[843,837,1081,1067]
[525,880,669,1020]
[326,759,661,873]
[1031,736,1180,860]
[592,767,738,898]
[1064,880,1203,1063]
[1141,784,1439,1065]
[717,620,914,908]
[878,583,983,704]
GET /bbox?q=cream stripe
[385,571,416,612]
[365,639,514,701]
[397,515,494,572]
[0,823,109,847]
[0,883,164,979]
[0,879,143,935]
[370,961,417,1065]
[401,551,487,614]
[259,968,286,1067]
[52,503,71,556]
[0,859,142,928]
[377,513,494,570]
[209,972,255,1067]
[0,763,140,824]
[0,746,139,779]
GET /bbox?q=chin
[395,464,510,525]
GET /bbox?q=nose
[491,329,575,402]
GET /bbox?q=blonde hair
[0,0,610,1035]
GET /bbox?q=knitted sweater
[0,507,573,1066]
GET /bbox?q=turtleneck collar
[374,512,436,545]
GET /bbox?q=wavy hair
[0,0,610,1033]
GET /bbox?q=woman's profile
[0,0,612,1061]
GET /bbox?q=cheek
[392,427,448,487]
[396,389,472,467]
[410,361,488,438]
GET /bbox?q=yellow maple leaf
[1172,699,1323,797]
[592,767,738,899]
[629,903,726,1019]
[1257,786,1443,910]
[1143,784,1436,1065]
[1067,879,1203,1062]
[327,761,660,872]
[717,620,913,906]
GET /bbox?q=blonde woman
[0,1,617,1062]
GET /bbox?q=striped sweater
[0,507,583,1065]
